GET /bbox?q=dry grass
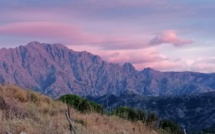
[72,113,158,134]
[0,84,160,134]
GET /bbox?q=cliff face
[0,41,215,98]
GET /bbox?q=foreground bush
[159,119,183,134]
[112,106,145,122]
[58,94,104,114]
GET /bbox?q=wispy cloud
[149,30,193,47]
[0,22,101,45]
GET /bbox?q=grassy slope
[0,85,159,134]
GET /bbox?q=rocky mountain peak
[123,62,135,72]
[142,67,156,72]
[25,41,70,51]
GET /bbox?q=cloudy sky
[0,0,215,73]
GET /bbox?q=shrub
[112,106,145,122]
[58,94,104,114]
[159,119,183,134]
[146,112,157,123]
[145,111,158,129]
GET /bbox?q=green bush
[146,112,157,124]
[159,119,183,134]
[112,106,145,122]
[58,94,104,114]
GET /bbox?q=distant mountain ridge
[0,41,215,98]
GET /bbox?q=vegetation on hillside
[0,84,159,134]
[59,94,183,134]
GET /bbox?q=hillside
[89,91,215,132]
[0,84,159,134]
[0,42,215,98]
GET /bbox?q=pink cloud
[97,48,189,72]
[0,22,101,45]
[65,42,215,73]
[0,22,150,50]
[102,49,162,64]
[69,45,189,72]
[149,30,193,47]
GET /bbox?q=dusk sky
[0,0,215,73]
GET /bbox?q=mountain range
[0,41,215,98]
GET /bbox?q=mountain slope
[89,92,215,132]
[0,41,215,98]
[0,84,159,134]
